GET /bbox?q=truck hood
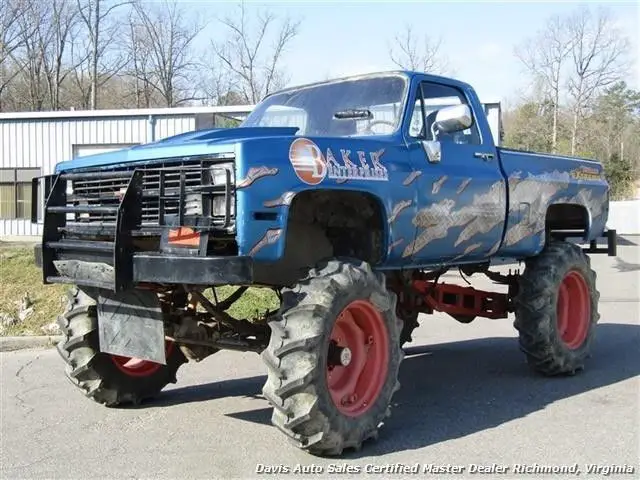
[55,126,299,172]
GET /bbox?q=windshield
[242,74,408,137]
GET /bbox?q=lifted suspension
[412,279,511,319]
[391,268,519,321]
[156,286,273,361]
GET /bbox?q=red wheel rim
[110,341,174,378]
[326,299,389,417]
[556,270,590,349]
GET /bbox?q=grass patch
[213,286,279,320]
[0,244,279,336]
[0,245,68,336]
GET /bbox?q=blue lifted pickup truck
[33,71,616,455]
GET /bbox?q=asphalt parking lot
[1,242,638,479]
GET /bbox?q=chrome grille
[67,157,234,227]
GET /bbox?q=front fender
[234,136,415,264]
[237,185,392,261]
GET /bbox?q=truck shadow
[152,374,266,408]
[614,257,640,272]
[617,236,638,246]
[154,323,639,456]
[360,322,639,457]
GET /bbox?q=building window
[0,168,41,220]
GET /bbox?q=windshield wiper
[334,109,372,120]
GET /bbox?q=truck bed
[495,147,609,258]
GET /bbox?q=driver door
[405,80,505,264]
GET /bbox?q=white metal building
[0,106,253,237]
[0,102,501,238]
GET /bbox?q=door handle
[474,152,495,161]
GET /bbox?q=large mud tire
[514,241,599,375]
[56,288,187,406]
[261,259,404,456]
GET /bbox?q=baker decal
[570,166,603,181]
[289,138,328,185]
[289,138,389,184]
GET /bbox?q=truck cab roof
[264,70,476,99]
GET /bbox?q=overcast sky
[194,0,639,104]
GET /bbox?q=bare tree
[389,24,448,74]
[75,0,129,109]
[566,7,629,154]
[10,1,49,110]
[127,0,203,107]
[0,0,24,63]
[212,2,299,104]
[516,15,571,152]
[42,0,81,109]
[124,10,152,107]
[0,0,31,109]
[8,0,81,110]
[197,57,238,106]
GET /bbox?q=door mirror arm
[421,140,441,164]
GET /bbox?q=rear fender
[496,153,609,258]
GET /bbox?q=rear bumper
[553,229,617,256]
[34,244,253,288]
[582,229,617,256]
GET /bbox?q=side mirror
[432,104,473,136]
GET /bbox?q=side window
[0,168,41,220]
[409,82,481,145]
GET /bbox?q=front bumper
[33,162,240,291]
[34,244,253,289]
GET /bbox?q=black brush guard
[32,165,252,291]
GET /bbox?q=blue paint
[54,71,610,269]
[497,149,608,257]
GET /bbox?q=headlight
[208,163,235,217]
[211,195,234,217]
[209,163,234,186]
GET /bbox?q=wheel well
[546,203,589,237]
[287,190,386,264]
